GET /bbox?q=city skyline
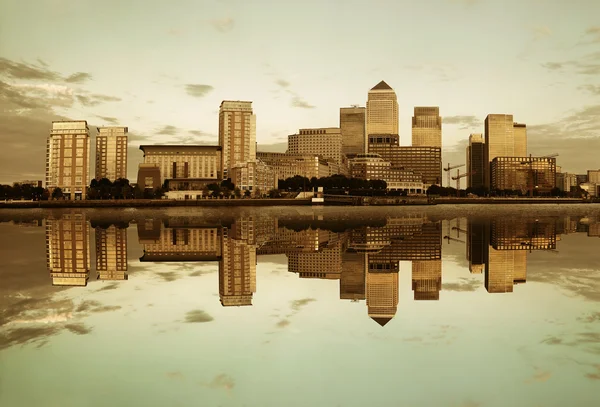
[1,1,600,183]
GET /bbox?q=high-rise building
[95,127,128,181]
[46,211,91,286]
[95,225,128,280]
[218,101,256,180]
[348,153,425,193]
[46,121,91,200]
[467,134,485,189]
[340,106,367,156]
[287,128,344,165]
[219,219,257,306]
[412,107,442,148]
[490,156,556,194]
[366,261,398,327]
[513,123,527,157]
[588,169,600,184]
[340,252,366,301]
[411,260,442,300]
[366,81,398,137]
[484,114,515,188]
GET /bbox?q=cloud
[275,79,290,88]
[580,26,600,45]
[276,319,290,328]
[156,125,178,136]
[211,18,234,33]
[185,84,214,98]
[442,278,480,292]
[188,130,212,137]
[290,298,316,311]
[290,95,315,109]
[443,115,483,130]
[76,93,122,107]
[65,323,93,335]
[65,72,92,83]
[0,57,61,81]
[541,51,600,76]
[578,312,600,324]
[205,373,235,390]
[157,271,180,282]
[0,326,61,350]
[167,28,184,37]
[166,371,185,380]
[532,26,552,41]
[257,142,288,153]
[524,369,552,383]
[586,364,600,381]
[76,300,121,314]
[185,310,214,323]
[578,84,600,95]
[96,115,119,125]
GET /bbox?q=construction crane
[520,153,559,197]
[451,170,475,196]
[443,235,465,244]
[452,225,468,238]
[444,163,465,187]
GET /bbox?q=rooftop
[370,80,393,91]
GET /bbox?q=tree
[550,187,562,197]
[244,189,252,197]
[268,188,281,198]
[254,187,262,198]
[221,178,235,191]
[234,187,242,199]
[52,187,64,200]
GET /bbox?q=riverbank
[0,197,593,208]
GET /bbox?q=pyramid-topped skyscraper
[366,80,399,137]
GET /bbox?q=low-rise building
[230,159,277,196]
[490,156,556,194]
[136,163,161,189]
[256,152,345,181]
[288,128,343,165]
[349,153,425,194]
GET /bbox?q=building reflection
[46,211,91,286]
[42,211,600,328]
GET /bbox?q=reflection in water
[43,211,600,327]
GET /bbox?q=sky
[1,0,599,184]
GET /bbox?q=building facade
[412,107,442,148]
[95,126,128,181]
[484,114,528,188]
[230,159,277,196]
[288,128,344,165]
[95,225,128,280]
[490,156,556,194]
[513,123,527,157]
[139,145,221,185]
[46,120,91,200]
[588,169,600,184]
[256,152,339,180]
[340,106,367,156]
[218,100,256,180]
[368,134,442,186]
[349,153,425,194]
[366,80,398,137]
[467,134,485,189]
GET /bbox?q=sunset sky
[1,0,599,184]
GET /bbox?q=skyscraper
[340,106,367,156]
[219,100,256,180]
[46,121,90,200]
[484,114,515,188]
[95,225,128,280]
[513,123,527,157]
[366,81,398,137]
[467,134,485,189]
[411,107,442,148]
[95,127,128,181]
[366,261,398,327]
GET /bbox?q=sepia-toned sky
[1,0,599,184]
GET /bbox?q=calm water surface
[1,205,599,407]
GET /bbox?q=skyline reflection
[36,210,600,327]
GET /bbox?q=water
[1,205,599,407]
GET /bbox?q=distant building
[576,174,588,185]
[367,80,398,137]
[412,107,442,148]
[580,182,599,197]
[46,211,90,286]
[490,156,556,194]
[230,159,277,196]
[46,120,90,200]
[340,252,366,300]
[366,261,398,327]
[340,106,367,156]
[96,127,128,181]
[14,180,43,188]
[467,134,485,190]
[484,114,515,188]
[368,134,442,186]
[257,152,338,180]
[556,172,578,192]
[412,260,442,300]
[136,163,161,189]
[349,153,425,194]
[288,128,344,165]
[219,220,257,306]
[219,100,256,180]
[588,169,600,184]
[139,145,221,187]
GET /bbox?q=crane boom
[444,163,465,186]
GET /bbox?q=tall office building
[513,123,527,157]
[46,121,90,200]
[218,100,256,180]
[366,81,398,137]
[340,106,367,156]
[46,211,91,286]
[412,107,442,148]
[95,225,128,280]
[467,134,485,189]
[366,263,398,327]
[219,219,257,306]
[95,127,128,181]
[484,114,515,188]
[411,260,442,300]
